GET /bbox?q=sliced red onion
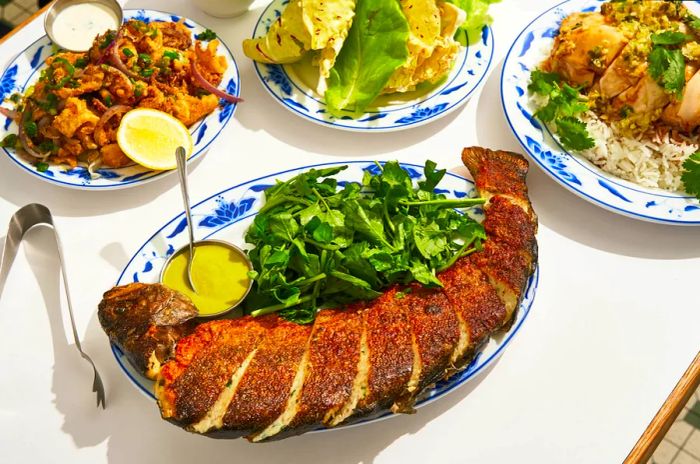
[191,59,242,104]
[18,106,49,159]
[109,36,140,80]
[94,104,131,145]
[0,106,17,119]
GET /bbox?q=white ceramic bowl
[192,0,255,17]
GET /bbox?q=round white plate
[111,160,538,431]
[501,0,700,225]
[251,0,494,132]
[0,9,240,190]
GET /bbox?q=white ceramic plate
[251,0,494,132]
[0,9,240,190]
[111,160,538,431]
[501,0,700,225]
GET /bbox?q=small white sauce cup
[44,0,123,52]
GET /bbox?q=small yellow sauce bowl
[160,239,253,318]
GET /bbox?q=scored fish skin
[355,287,415,415]
[282,304,364,433]
[156,318,268,426]
[106,147,538,441]
[392,283,461,411]
[218,318,313,440]
[462,146,538,323]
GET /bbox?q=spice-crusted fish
[97,283,198,379]
[98,147,538,441]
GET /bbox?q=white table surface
[1,1,699,462]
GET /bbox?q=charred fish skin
[156,318,268,427]
[97,283,198,379]
[216,318,312,440]
[107,147,538,441]
[462,146,538,325]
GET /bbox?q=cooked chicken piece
[599,45,647,99]
[98,283,198,379]
[662,69,700,131]
[613,73,669,121]
[544,12,627,88]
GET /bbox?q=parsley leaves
[244,161,487,323]
[681,152,700,199]
[528,70,594,151]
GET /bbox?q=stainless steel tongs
[0,203,105,408]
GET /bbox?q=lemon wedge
[116,108,194,170]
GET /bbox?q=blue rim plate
[0,9,240,190]
[111,160,538,431]
[501,0,700,225]
[251,0,494,132]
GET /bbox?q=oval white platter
[501,0,700,225]
[111,160,538,431]
[0,9,240,190]
[251,0,494,132]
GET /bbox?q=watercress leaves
[244,160,486,323]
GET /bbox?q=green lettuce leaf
[325,0,409,114]
[448,0,501,46]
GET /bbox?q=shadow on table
[20,226,497,464]
[475,58,700,260]
[0,152,208,218]
[233,54,466,159]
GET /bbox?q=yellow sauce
[162,242,251,317]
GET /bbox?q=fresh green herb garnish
[35,92,59,114]
[134,83,145,98]
[9,93,20,103]
[140,68,154,78]
[686,14,700,32]
[122,48,135,58]
[163,50,179,60]
[138,53,152,65]
[74,56,89,68]
[46,57,75,90]
[104,94,112,107]
[648,31,688,97]
[447,0,501,46]
[36,162,49,172]
[99,31,116,49]
[0,133,18,148]
[24,121,38,138]
[244,161,486,323]
[528,70,594,151]
[681,152,700,199]
[196,29,217,41]
[38,140,57,154]
[651,31,691,46]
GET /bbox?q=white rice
[529,94,699,192]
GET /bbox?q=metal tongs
[0,203,105,408]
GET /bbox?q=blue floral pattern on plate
[501,0,700,225]
[251,0,494,132]
[112,160,538,430]
[0,9,240,190]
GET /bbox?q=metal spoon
[175,146,197,293]
[0,203,106,408]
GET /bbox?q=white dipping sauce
[51,3,120,51]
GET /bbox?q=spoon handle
[175,147,197,292]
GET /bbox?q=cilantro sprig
[648,30,690,97]
[244,161,487,324]
[528,70,595,151]
[681,152,700,199]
